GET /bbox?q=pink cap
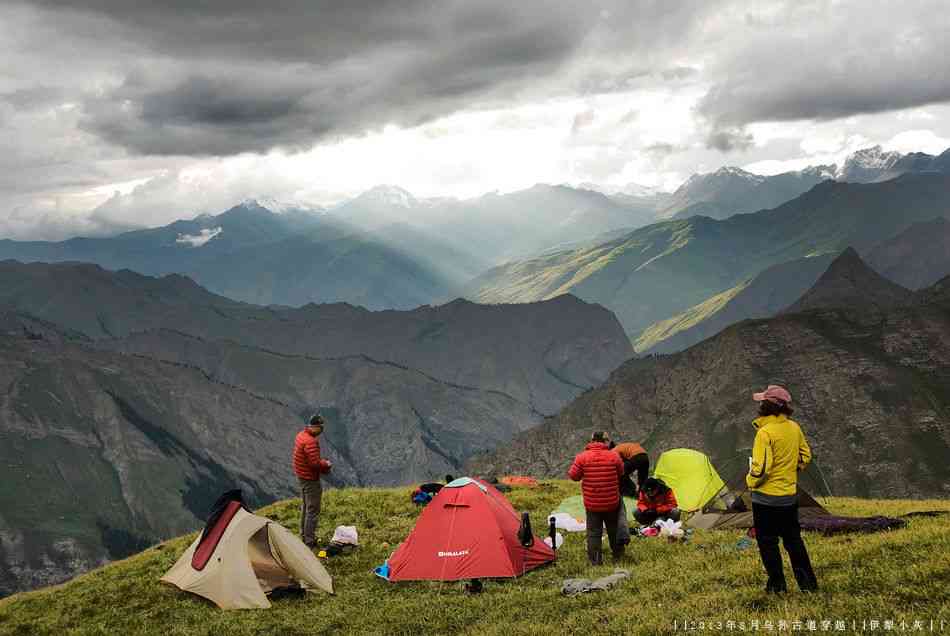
[753,385,792,404]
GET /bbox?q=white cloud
[176,227,222,247]
[884,129,950,155]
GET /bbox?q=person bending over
[611,441,650,497]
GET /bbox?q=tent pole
[813,456,834,502]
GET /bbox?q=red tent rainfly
[387,477,555,581]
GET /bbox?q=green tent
[652,449,726,512]
[553,495,638,523]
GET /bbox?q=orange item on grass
[499,476,540,488]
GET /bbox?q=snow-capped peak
[577,182,668,197]
[836,146,903,180]
[799,164,837,180]
[710,166,765,183]
[240,197,324,215]
[355,185,416,208]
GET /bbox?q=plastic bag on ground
[657,518,684,539]
[332,525,358,545]
[549,512,586,532]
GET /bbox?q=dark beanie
[309,413,325,426]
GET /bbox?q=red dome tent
[386,477,555,581]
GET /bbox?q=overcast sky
[3,0,950,239]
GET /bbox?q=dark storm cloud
[22,0,603,155]
[698,1,950,128]
[11,0,714,156]
[705,127,754,152]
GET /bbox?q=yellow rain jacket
[746,414,812,497]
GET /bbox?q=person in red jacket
[293,413,332,547]
[568,431,625,565]
[634,477,681,526]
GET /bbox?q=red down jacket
[637,484,678,514]
[568,442,623,512]
[293,429,331,481]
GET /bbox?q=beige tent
[161,505,333,609]
[687,486,830,530]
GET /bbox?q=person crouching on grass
[568,431,625,565]
[634,477,680,526]
[747,385,818,594]
[293,413,332,548]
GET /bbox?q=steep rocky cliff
[470,267,950,499]
[97,329,539,485]
[0,324,303,596]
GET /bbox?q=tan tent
[161,502,333,609]
[687,485,830,530]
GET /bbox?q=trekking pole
[548,516,557,552]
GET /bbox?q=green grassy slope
[2,483,948,636]
[633,279,750,352]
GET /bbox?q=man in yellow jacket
[747,385,818,593]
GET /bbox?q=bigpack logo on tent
[437,550,470,558]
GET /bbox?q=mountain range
[655,145,950,222]
[470,250,950,501]
[0,261,631,415]
[2,145,947,316]
[468,172,950,342]
[0,185,654,310]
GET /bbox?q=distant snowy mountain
[659,165,786,220]
[656,145,950,222]
[577,182,669,197]
[244,197,326,215]
[347,185,417,209]
[835,146,905,182]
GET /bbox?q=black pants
[634,508,680,525]
[752,502,818,593]
[620,454,650,497]
[586,505,624,565]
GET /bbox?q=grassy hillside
[1,482,948,636]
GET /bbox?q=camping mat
[799,515,906,536]
[553,495,637,523]
[900,510,948,519]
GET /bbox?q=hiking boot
[765,581,788,594]
[588,548,604,566]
